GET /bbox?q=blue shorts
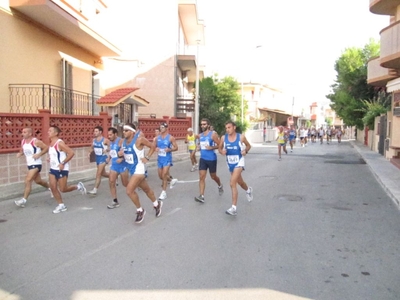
[28,165,42,172]
[96,155,107,165]
[199,158,217,173]
[158,159,173,169]
[110,163,126,174]
[49,169,69,180]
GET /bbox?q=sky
[196,0,389,113]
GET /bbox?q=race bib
[188,141,195,146]
[109,150,117,158]
[23,149,33,156]
[158,149,167,157]
[227,155,239,164]
[94,147,103,156]
[124,153,134,164]
[200,141,209,150]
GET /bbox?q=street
[1,140,400,300]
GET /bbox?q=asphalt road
[1,140,400,300]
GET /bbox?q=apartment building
[367,0,400,166]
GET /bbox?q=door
[378,115,387,155]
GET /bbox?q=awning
[387,77,400,92]
[97,88,149,107]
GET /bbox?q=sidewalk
[350,140,400,208]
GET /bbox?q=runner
[288,126,296,152]
[87,126,109,195]
[185,127,198,171]
[194,118,223,203]
[47,126,86,214]
[14,128,50,207]
[121,123,161,224]
[219,121,253,216]
[154,122,178,200]
[106,127,129,209]
[276,126,288,161]
[319,127,325,144]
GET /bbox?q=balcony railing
[380,20,400,69]
[9,84,102,115]
[367,57,400,86]
[176,96,195,115]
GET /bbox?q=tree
[198,75,244,135]
[326,39,389,128]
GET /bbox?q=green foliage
[326,39,389,128]
[198,75,247,134]
[356,91,391,129]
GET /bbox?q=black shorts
[199,158,217,173]
[28,165,42,172]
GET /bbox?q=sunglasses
[160,126,165,129]
[123,130,130,132]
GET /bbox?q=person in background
[106,127,128,209]
[87,126,109,195]
[185,127,198,171]
[276,126,288,161]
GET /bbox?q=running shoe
[154,200,163,217]
[226,207,237,216]
[87,189,97,196]
[278,157,282,161]
[191,166,196,172]
[159,191,167,200]
[194,195,205,203]
[77,182,87,195]
[49,188,54,198]
[135,209,146,223]
[246,187,253,202]
[170,178,178,189]
[218,185,224,196]
[107,201,120,209]
[15,198,27,208]
[53,204,67,214]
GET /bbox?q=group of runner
[275,125,345,160]
[15,119,254,221]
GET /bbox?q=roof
[97,88,149,107]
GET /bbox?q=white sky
[196,0,389,112]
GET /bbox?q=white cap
[187,128,193,131]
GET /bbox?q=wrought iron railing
[9,84,102,115]
[176,96,195,114]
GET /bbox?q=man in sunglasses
[154,122,178,200]
[194,118,223,203]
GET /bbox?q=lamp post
[194,38,201,134]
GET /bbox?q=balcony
[367,57,400,86]
[176,96,194,118]
[380,20,400,69]
[9,84,101,116]
[370,0,400,15]
[9,0,121,57]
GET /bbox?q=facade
[0,0,205,187]
[367,0,400,167]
